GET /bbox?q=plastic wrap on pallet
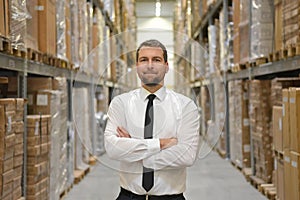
[103,0,115,22]
[250,0,274,60]
[229,80,251,169]
[56,0,67,60]
[214,79,226,154]
[78,0,89,73]
[26,0,38,50]
[67,121,75,186]
[53,77,69,195]
[73,87,92,168]
[208,25,217,75]
[48,90,62,200]
[239,0,250,64]
[11,0,30,50]
[70,0,80,68]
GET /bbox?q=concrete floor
[64,151,267,200]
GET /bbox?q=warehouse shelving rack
[182,0,300,175]
[0,0,128,198]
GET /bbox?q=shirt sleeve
[104,96,161,162]
[143,100,200,170]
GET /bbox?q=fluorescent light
[155,1,161,17]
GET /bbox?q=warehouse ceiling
[136,0,175,18]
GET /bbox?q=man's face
[136,47,169,86]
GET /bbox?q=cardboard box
[2,169,14,185]
[27,78,53,93]
[282,89,290,149]
[289,88,300,152]
[26,0,39,50]
[14,166,22,178]
[13,154,23,168]
[38,0,56,55]
[275,157,284,200]
[2,181,13,198]
[273,106,283,152]
[274,0,283,51]
[0,0,9,37]
[12,186,22,200]
[284,149,291,200]
[13,176,22,189]
[290,151,300,200]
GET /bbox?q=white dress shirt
[104,86,200,195]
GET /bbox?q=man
[104,39,200,200]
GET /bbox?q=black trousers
[116,187,186,200]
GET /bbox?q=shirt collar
[140,86,166,101]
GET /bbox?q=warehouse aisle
[64,151,267,200]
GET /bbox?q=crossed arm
[116,126,178,150]
[104,97,200,170]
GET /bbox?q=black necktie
[142,94,156,192]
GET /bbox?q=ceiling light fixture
[155,0,161,17]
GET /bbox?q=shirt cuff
[147,138,160,155]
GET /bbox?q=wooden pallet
[74,169,85,184]
[60,184,73,199]
[0,36,11,53]
[287,44,297,58]
[258,184,276,200]
[42,53,56,66]
[249,175,265,189]
[231,160,242,171]
[279,48,288,60]
[27,48,43,62]
[242,168,252,182]
[255,57,268,66]
[216,148,226,159]
[274,150,284,160]
[89,156,97,166]
[269,51,280,62]
[12,48,27,59]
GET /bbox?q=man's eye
[154,58,162,62]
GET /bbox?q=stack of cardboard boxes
[249,80,273,183]
[279,87,300,200]
[0,98,25,200]
[26,115,51,200]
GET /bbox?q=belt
[120,187,184,200]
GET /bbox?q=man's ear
[165,62,169,73]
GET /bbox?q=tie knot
[147,94,156,101]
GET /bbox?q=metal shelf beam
[227,56,300,81]
[192,0,223,39]
[0,53,118,87]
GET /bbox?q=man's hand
[160,138,178,150]
[117,126,131,138]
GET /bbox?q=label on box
[28,94,34,105]
[290,98,295,104]
[292,161,298,168]
[279,118,282,131]
[243,92,249,100]
[35,6,44,11]
[244,144,250,153]
[7,116,12,132]
[243,118,250,127]
[283,97,288,102]
[35,122,39,136]
[282,104,285,117]
[284,156,290,163]
[37,94,48,106]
